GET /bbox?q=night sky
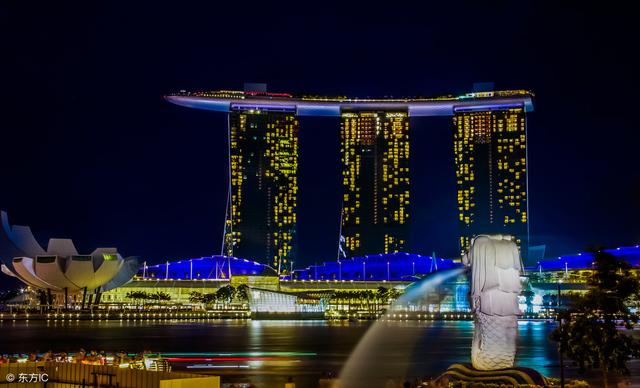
[1,2,639,268]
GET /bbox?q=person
[285,376,295,388]
[75,348,86,363]
[130,352,145,369]
[115,350,128,366]
[43,350,54,362]
[87,350,98,364]
[28,352,37,362]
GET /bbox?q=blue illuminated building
[531,245,640,272]
[140,256,276,280]
[135,245,640,282]
[291,253,460,281]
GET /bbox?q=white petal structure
[0,211,136,294]
[8,226,46,255]
[34,255,82,291]
[65,255,98,289]
[1,264,16,278]
[86,249,125,290]
[46,238,78,256]
[102,256,139,291]
[12,257,61,291]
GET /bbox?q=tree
[154,291,171,302]
[376,286,389,301]
[215,285,236,309]
[376,287,389,312]
[522,289,535,314]
[126,291,149,306]
[202,293,218,306]
[551,250,640,387]
[189,291,204,304]
[388,288,402,301]
[236,284,250,302]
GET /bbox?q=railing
[0,363,219,388]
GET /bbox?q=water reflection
[0,319,558,387]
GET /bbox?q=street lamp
[387,261,390,281]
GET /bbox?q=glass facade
[453,107,528,256]
[224,106,299,274]
[249,289,327,314]
[340,110,410,257]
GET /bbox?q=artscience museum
[0,211,138,307]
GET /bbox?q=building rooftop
[164,89,534,117]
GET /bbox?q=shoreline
[0,311,552,322]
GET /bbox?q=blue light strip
[531,245,640,271]
[231,103,297,112]
[138,245,640,280]
[453,103,523,112]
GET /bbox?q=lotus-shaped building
[0,211,138,300]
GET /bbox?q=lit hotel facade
[340,110,410,257]
[165,89,533,266]
[453,107,528,256]
[223,106,299,274]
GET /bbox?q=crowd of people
[0,349,153,368]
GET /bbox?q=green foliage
[188,291,203,304]
[551,250,640,377]
[329,287,403,315]
[215,285,236,304]
[190,285,241,308]
[202,293,218,305]
[125,291,171,303]
[236,284,250,302]
[150,291,171,301]
[125,291,149,303]
[522,289,535,313]
[376,286,388,301]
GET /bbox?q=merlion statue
[462,234,522,370]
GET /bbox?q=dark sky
[1,1,639,267]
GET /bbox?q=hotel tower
[223,105,299,274]
[165,87,533,263]
[339,110,410,257]
[453,106,529,257]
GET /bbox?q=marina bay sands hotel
[165,86,533,274]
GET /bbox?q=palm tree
[154,292,171,303]
[377,287,389,311]
[522,289,535,314]
[215,285,236,309]
[236,284,250,303]
[551,250,640,387]
[189,291,203,304]
[202,293,218,307]
[126,291,149,306]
